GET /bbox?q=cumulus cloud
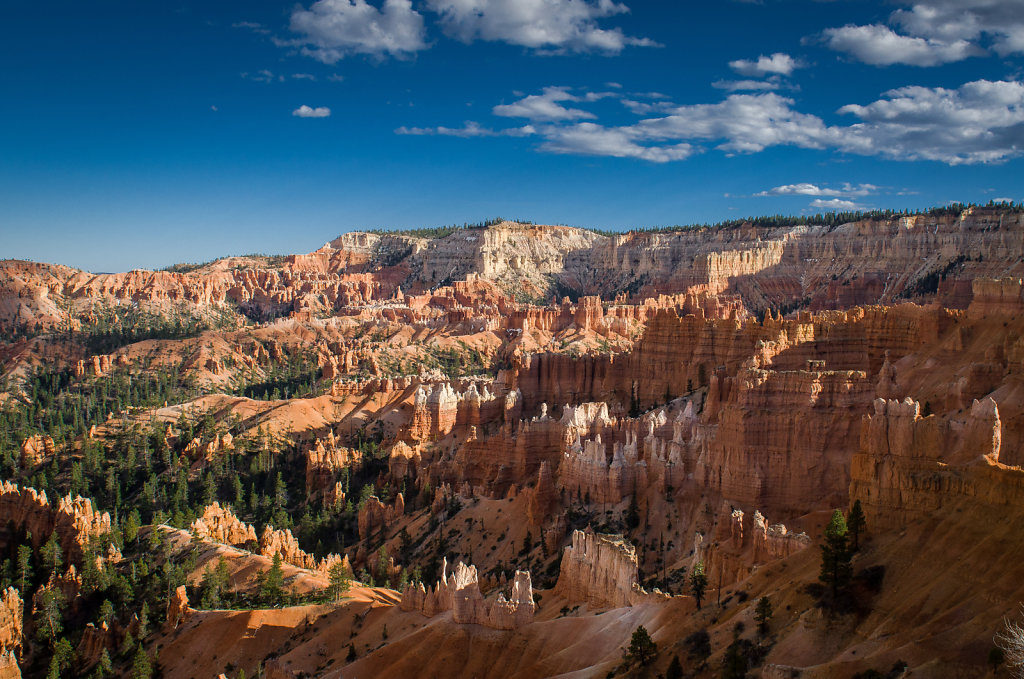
[837,79,1024,164]
[293,105,332,117]
[424,0,657,52]
[810,198,861,210]
[540,123,694,162]
[493,87,598,122]
[396,121,535,137]
[712,78,782,92]
[821,0,1024,67]
[756,183,877,198]
[288,0,426,63]
[633,93,835,154]
[823,24,982,67]
[892,0,1024,56]
[728,52,800,77]
[399,79,1024,165]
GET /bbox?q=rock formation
[0,588,22,679]
[399,558,535,630]
[164,585,191,632]
[0,482,111,564]
[189,502,258,546]
[356,494,404,541]
[554,529,645,609]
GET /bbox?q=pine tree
[346,643,357,662]
[755,596,773,636]
[623,625,657,666]
[46,637,73,679]
[819,509,853,601]
[131,643,152,679]
[666,655,683,679]
[329,560,352,601]
[847,499,866,552]
[40,531,62,579]
[16,544,31,594]
[261,553,285,605]
[690,561,708,610]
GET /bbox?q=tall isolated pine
[690,561,708,610]
[847,499,867,551]
[819,509,853,601]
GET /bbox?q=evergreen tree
[847,499,867,552]
[819,509,853,601]
[34,588,65,647]
[131,643,152,679]
[329,560,352,601]
[346,643,357,662]
[690,561,708,610]
[625,488,640,530]
[46,637,73,679]
[138,601,150,638]
[261,552,285,604]
[623,625,657,666]
[40,531,62,579]
[666,655,684,679]
[16,544,31,594]
[755,596,773,637]
[685,629,712,669]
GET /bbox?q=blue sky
[2,0,1023,272]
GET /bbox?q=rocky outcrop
[696,507,811,588]
[189,503,258,546]
[0,588,22,679]
[526,461,558,527]
[554,529,644,609]
[189,504,351,577]
[18,435,53,468]
[356,494,404,541]
[258,526,350,577]
[399,558,535,630]
[75,622,114,669]
[0,482,111,564]
[850,396,1023,530]
[164,585,191,632]
[304,435,359,497]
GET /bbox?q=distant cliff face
[3,207,1022,333]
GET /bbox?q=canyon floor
[1,207,1023,678]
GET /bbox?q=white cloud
[493,87,597,122]
[620,98,674,114]
[243,69,283,83]
[712,78,781,92]
[399,79,1024,165]
[756,183,878,197]
[823,24,982,67]
[821,0,1024,67]
[634,93,835,154]
[540,122,694,162]
[293,105,332,117]
[837,79,1024,164]
[292,73,318,80]
[728,52,800,77]
[396,121,535,137]
[424,0,657,53]
[233,21,271,35]
[892,0,1024,57]
[288,0,426,63]
[810,198,861,210]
